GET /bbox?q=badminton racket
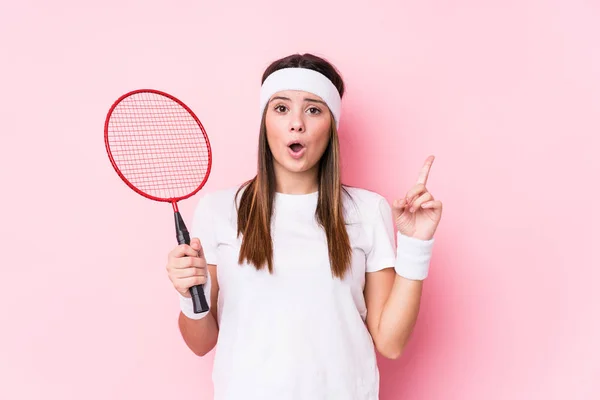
[104,89,212,314]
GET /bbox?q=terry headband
[259,67,342,129]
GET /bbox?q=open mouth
[289,142,304,153]
[287,141,306,159]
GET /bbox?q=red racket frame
[104,88,213,314]
[104,88,212,213]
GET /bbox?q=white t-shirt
[190,184,398,400]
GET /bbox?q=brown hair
[235,53,352,279]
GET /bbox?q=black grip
[175,211,209,314]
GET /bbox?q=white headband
[259,67,342,129]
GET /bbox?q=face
[264,90,332,178]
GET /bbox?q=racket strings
[106,92,210,200]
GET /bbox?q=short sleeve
[190,192,218,265]
[365,197,397,272]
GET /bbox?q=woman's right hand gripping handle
[166,237,211,320]
[167,237,219,356]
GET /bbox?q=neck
[273,164,319,194]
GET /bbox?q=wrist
[178,273,212,320]
[179,293,210,320]
[394,231,435,280]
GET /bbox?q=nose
[289,112,305,133]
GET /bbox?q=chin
[284,161,311,173]
[275,155,312,173]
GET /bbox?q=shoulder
[200,184,244,204]
[194,182,248,219]
[343,185,389,209]
[342,185,391,220]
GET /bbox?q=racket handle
[175,211,210,314]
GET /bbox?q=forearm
[376,232,433,358]
[178,310,219,357]
[376,274,423,358]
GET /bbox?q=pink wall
[1,1,598,399]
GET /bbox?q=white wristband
[178,271,212,320]
[394,232,435,280]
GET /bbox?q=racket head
[104,89,212,203]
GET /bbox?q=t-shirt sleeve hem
[204,252,218,266]
[365,257,396,273]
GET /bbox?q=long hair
[235,53,352,279]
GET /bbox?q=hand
[392,155,443,241]
[166,238,208,298]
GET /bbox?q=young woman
[165,53,443,400]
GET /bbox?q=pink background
[1,1,599,399]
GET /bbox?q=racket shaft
[175,212,209,313]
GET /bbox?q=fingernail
[410,207,415,213]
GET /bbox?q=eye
[307,107,321,115]
[274,105,288,113]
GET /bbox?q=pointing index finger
[416,155,435,185]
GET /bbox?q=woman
[166,53,443,399]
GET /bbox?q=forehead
[270,90,325,102]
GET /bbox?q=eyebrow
[269,96,327,106]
